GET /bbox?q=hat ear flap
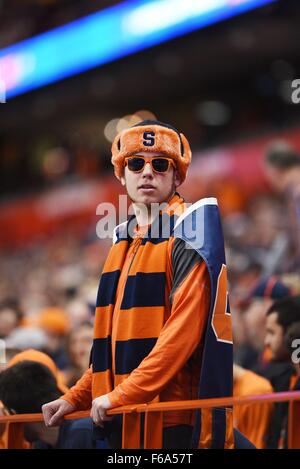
[180,133,192,165]
[111,132,123,180]
[112,132,122,158]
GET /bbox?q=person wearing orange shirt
[42,120,234,449]
[0,357,96,449]
[0,349,68,449]
[264,296,300,448]
[233,363,273,448]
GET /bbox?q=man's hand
[42,399,75,427]
[90,395,113,427]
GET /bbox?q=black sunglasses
[124,156,176,174]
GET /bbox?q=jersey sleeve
[61,366,93,410]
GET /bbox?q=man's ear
[174,169,182,188]
[120,175,126,186]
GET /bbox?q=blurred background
[1,0,300,393]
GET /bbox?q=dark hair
[0,298,23,322]
[265,141,300,169]
[266,296,300,332]
[0,361,61,414]
[284,321,300,357]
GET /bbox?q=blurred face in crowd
[68,324,93,369]
[264,312,289,361]
[0,308,19,338]
[264,164,285,192]
[44,331,64,354]
[66,300,91,328]
[120,152,182,207]
[243,298,272,351]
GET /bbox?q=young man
[42,120,234,448]
[276,321,300,448]
[237,276,291,371]
[0,360,95,449]
[264,141,300,270]
[233,363,273,449]
[264,296,300,448]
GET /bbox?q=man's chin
[131,194,161,205]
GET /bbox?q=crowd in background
[1,139,300,449]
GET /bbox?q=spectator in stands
[0,360,96,449]
[26,307,70,370]
[64,322,93,387]
[264,141,300,270]
[233,363,273,448]
[279,321,300,448]
[0,349,68,449]
[264,296,300,448]
[0,299,23,340]
[4,327,48,365]
[235,276,291,371]
[42,120,234,449]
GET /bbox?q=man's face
[264,164,285,193]
[0,309,19,338]
[120,152,182,206]
[243,298,271,351]
[264,312,289,361]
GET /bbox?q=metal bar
[1,390,300,422]
[108,391,300,415]
[122,412,141,449]
[288,399,300,449]
[7,422,24,449]
[144,411,163,449]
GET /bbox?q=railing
[1,391,300,449]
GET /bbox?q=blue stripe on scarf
[92,337,112,372]
[121,272,166,309]
[96,271,120,307]
[115,338,157,374]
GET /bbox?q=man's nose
[142,161,154,177]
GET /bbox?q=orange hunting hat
[8,349,69,394]
[111,120,192,183]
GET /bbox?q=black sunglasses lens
[127,158,145,172]
[152,159,169,172]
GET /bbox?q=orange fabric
[289,373,299,390]
[233,370,273,448]
[261,346,272,364]
[63,239,211,427]
[62,367,92,411]
[199,409,213,448]
[8,349,69,394]
[225,408,235,449]
[0,422,30,450]
[0,401,7,449]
